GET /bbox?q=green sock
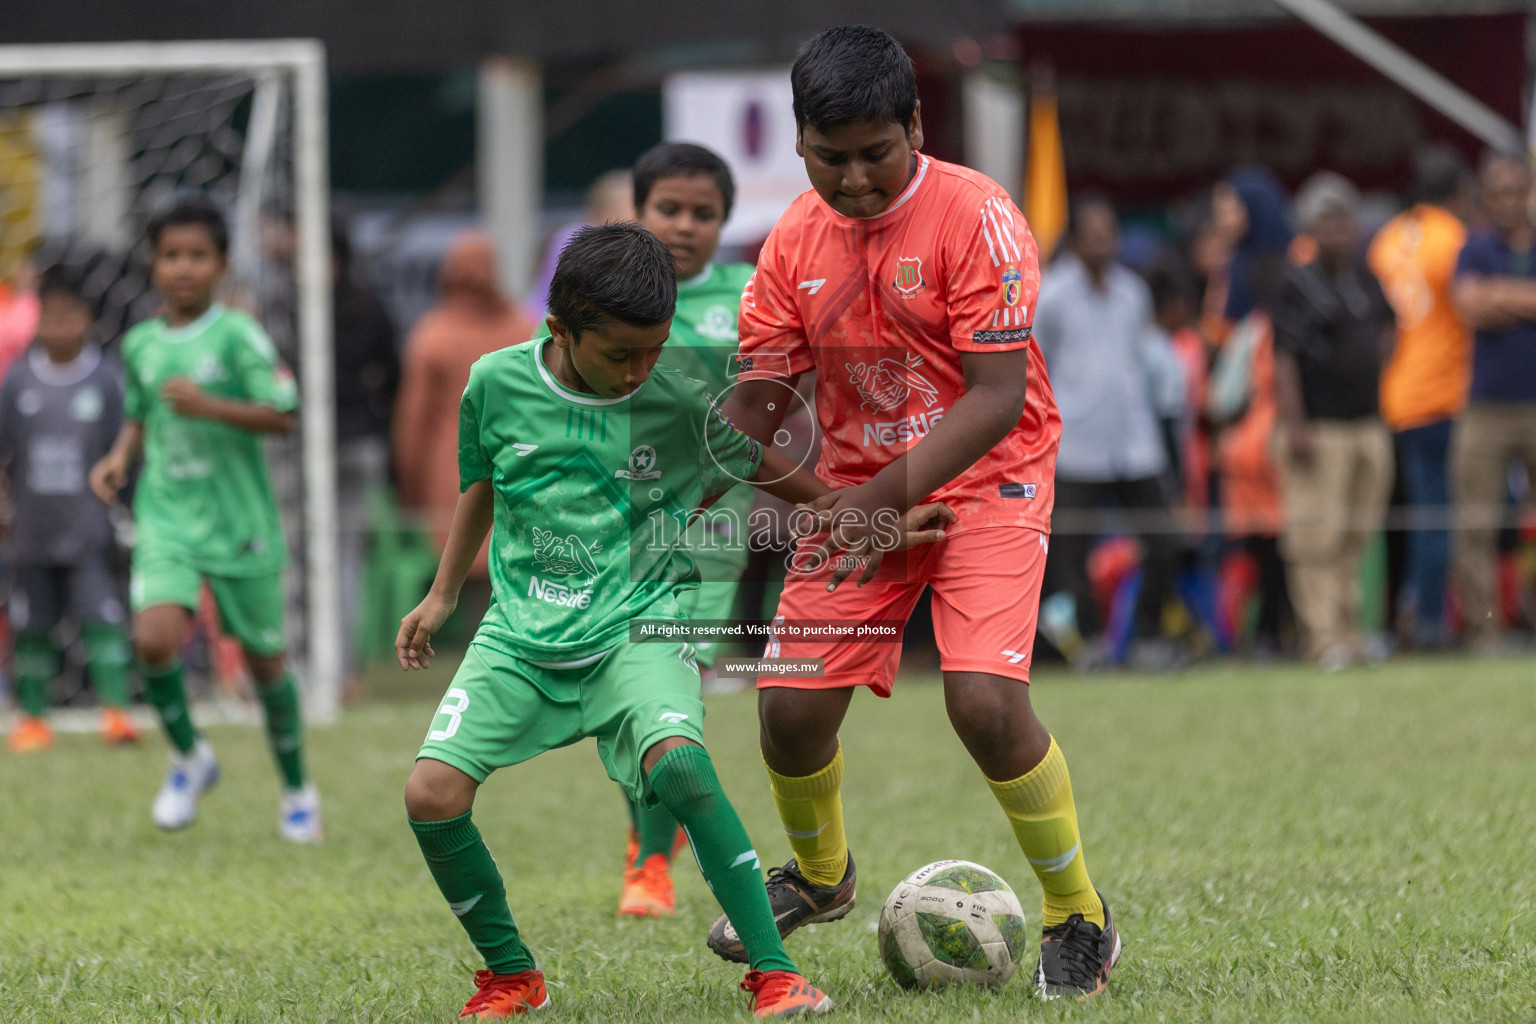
[82,623,131,709]
[410,811,537,974]
[256,672,306,789]
[650,744,798,974]
[630,790,683,863]
[141,660,198,754]
[13,632,59,718]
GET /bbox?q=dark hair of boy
[633,143,736,221]
[36,263,97,317]
[790,25,917,134]
[547,223,676,340]
[147,197,230,256]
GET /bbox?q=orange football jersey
[737,154,1061,533]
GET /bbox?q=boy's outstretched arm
[89,421,145,505]
[161,378,295,435]
[396,478,495,670]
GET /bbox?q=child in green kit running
[90,199,318,841]
[396,223,949,1019]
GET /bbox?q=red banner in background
[1019,13,1525,202]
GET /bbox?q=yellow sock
[765,743,848,887]
[987,736,1104,928]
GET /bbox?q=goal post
[0,40,342,722]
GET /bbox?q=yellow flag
[1024,84,1067,263]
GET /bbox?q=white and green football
[878,860,1029,989]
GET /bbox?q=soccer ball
[878,860,1029,989]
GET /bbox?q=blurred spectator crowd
[1033,145,1536,671]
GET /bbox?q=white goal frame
[0,40,341,722]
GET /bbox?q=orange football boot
[7,716,53,753]
[101,707,141,745]
[741,970,834,1018]
[458,968,549,1018]
[618,853,676,917]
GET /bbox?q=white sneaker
[151,741,220,830]
[279,783,323,843]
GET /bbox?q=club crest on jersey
[892,256,925,298]
[697,305,738,342]
[191,352,228,384]
[531,528,602,575]
[1002,265,1022,307]
[615,444,660,480]
[846,352,939,413]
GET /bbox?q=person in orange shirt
[393,233,535,582]
[1368,146,1473,648]
[709,26,1119,1001]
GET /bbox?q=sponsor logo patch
[863,408,945,447]
[999,482,1037,499]
[531,528,602,575]
[528,574,594,609]
[846,353,939,413]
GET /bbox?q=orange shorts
[760,526,1048,696]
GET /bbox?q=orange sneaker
[618,853,676,917]
[741,970,833,1018]
[101,708,141,745]
[7,716,53,754]
[458,968,549,1018]
[624,825,690,871]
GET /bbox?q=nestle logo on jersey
[863,408,945,447]
[528,575,593,609]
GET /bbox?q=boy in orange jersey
[705,25,1120,1001]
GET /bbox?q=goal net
[0,41,341,721]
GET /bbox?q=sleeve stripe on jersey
[984,198,1022,262]
[979,209,1002,267]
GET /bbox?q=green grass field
[4,657,1534,1023]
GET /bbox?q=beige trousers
[1275,419,1394,660]
[1451,403,1536,643]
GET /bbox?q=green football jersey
[459,339,763,663]
[122,304,297,576]
[529,262,758,531]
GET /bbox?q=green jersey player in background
[89,199,319,842]
[395,224,950,1019]
[534,143,762,919]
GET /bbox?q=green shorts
[129,547,286,656]
[417,639,706,803]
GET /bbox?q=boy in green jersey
[617,142,756,918]
[396,223,949,1019]
[89,199,318,842]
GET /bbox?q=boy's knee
[247,653,287,687]
[133,632,179,669]
[404,760,476,822]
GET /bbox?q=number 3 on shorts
[429,687,470,742]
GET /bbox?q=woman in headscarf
[1206,167,1296,654]
[393,232,534,576]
